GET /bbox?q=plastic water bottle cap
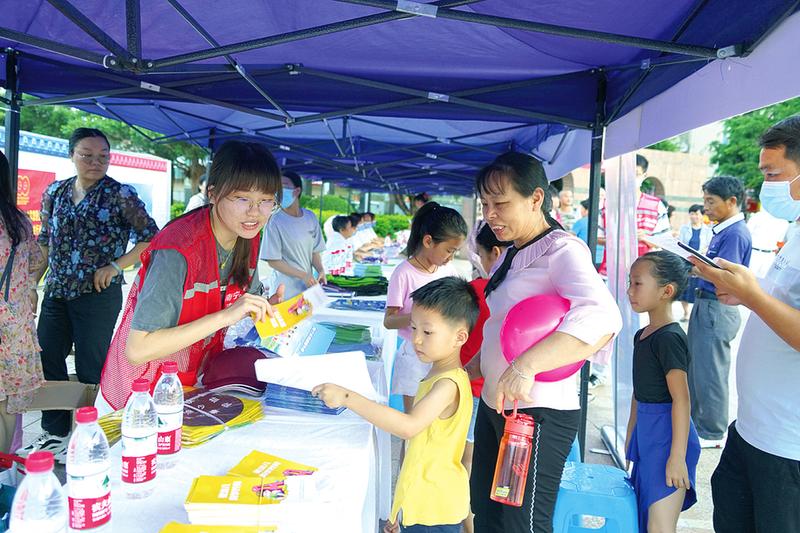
[26,451,54,473]
[132,378,150,392]
[161,361,179,374]
[75,406,98,424]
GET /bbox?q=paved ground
[22,262,744,531]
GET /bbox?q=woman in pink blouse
[468,152,622,532]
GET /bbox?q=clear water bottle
[10,451,67,532]
[153,361,184,470]
[121,378,157,499]
[66,407,111,532]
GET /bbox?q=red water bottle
[490,401,535,507]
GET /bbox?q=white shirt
[325,231,350,252]
[746,211,789,251]
[736,236,800,460]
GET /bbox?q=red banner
[17,168,56,237]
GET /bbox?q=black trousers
[470,399,579,533]
[712,422,800,533]
[38,284,122,436]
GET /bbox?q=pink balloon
[500,294,585,382]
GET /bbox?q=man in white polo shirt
[691,115,800,533]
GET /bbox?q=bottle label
[493,486,510,499]
[157,410,183,455]
[68,493,111,530]
[121,433,157,484]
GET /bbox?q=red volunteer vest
[100,207,259,410]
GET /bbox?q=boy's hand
[665,454,690,489]
[383,519,399,533]
[311,383,351,408]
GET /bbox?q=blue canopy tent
[3,0,800,462]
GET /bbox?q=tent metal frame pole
[579,71,607,462]
[297,66,592,127]
[3,49,21,199]
[165,0,291,119]
[21,70,246,107]
[126,0,142,60]
[338,0,738,59]
[283,69,596,130]
[147,0,481,70]
[350,116,518,156]
[45,0,133,64]
[0,27,107,65]
[605,0,713,124]
[150,103,212,155]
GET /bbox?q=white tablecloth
[107,406,379,532]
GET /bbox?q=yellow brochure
[227,450,317,481]
[252,285,327,339]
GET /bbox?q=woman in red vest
[98,140,283,411]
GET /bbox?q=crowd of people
[1,115,799,533]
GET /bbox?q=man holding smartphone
[688,176,752,449]
[691,115,800,533]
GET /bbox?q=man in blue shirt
[688,176,752,448]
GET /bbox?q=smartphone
[677,241,722,269]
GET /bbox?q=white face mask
[760,174,800,221]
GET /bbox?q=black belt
[696,288,718,300]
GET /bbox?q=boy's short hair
[283,171,303,193]
[579,199,590,210]
[688,204,704,214]
[702,176,745,207]
[410,276,479,332]
[332,215,351,233]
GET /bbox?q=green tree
[710,97,800,191]
[647,137,682,152]
[2,97,208,184]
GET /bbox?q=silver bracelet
[110,261,123,275]
[510,360,533,380]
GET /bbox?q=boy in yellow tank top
[314,276,477,532]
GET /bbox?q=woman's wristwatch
[110,260,124,275]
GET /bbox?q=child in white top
[385,201,467,413]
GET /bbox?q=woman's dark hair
[332,215,351,233]
[0,151,32,247]
[635,251,691,301]
[208,141,281,289]
[759,115,800,165]
[68,128,110,155]
[349,212,363,225]
[476,151,563,230]
[474,221,511,253]
[702,176,745,207]
[413,192,430,204]
[404,201,468,257]
[688,204,704,214]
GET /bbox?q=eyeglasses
[76,153,110,165]
[226,196,279,215]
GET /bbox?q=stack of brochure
[98,388,263,447]
[183,450,317,527]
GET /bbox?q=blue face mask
[280,189,296,210]
[760,174,800,221]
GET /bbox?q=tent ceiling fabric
[1,0,798,193]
